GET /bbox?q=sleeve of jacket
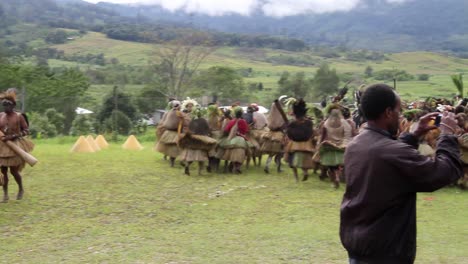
[389,135,463,192]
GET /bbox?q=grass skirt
[207,131,223,157]
[179,149,208,162]
[0,137,35,170]
[214,137,227,159]
[178,134,217,151]
[284,140,315,169]
[284,140,314,153]
[155,130,180,158]
[220,136,253,149]
[260,131,284,154]
[220,136,251,163]
[247,132,260,150]
[287,152,315,169]
[156,125,166,140]
[319,144,344,167]
[222,148,247,163]
[250,129,266,143]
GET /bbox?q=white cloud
[82,0,410,16]
[156,0,258,16]
[261,0,361,17]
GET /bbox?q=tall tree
[313,64,340,98]
[191,66,245,103]
[364,65,373,77]
[277,71,313,99]
[152,32,216,98]
[0,64,90,133]
[97,90,137,123]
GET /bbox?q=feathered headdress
[207,104,221,117]
[0,91,16,105]
[192,107,207,118]
[284,97,297,110]
[233,106,243,117]
[182,97,198,111]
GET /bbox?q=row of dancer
[154,97,355,187]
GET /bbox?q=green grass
[1,133,467,263]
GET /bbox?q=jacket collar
[365,125,397,140]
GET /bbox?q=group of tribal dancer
[155,85,468,189]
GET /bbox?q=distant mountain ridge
[95,0,468,53]
[2,0,468,54]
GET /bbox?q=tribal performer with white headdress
[0,91,34,202]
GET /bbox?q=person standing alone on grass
[0,91,34,202]
[340,84,463,264]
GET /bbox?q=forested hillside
[98,0,468,55]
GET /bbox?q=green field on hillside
[0,136,467,263]
[48,32,468,104]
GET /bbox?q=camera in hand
[435,114,442,127]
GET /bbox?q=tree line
[0,0,307,53]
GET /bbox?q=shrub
[45,108,65,134]
[28,112,57,138]
[374,69,414,81]
[70,115,94,136]
[418,74,430,81]
[103,110,132,135]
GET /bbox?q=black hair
[293,98,307,118]
[235,109,243,118]
[455,105,465,115]
[360,84,398,121]
[224,109,231,118]
[342,107,351,119]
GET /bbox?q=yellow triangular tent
[70,136,95,153]
[95,135,109,149]
[86,135,101,151]
[122,135,144,150]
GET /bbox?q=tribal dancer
[221,107,251,174]
[249,103,268,166]
[206,103,223,172]
[318,106,353,188]
[155,100,183,167]
[261,99,287,174]
[285,99,315,182]
[178,107,217,176]
[0,92,34,202]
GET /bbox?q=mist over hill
[1,0,468,54]
[96,0,468,53]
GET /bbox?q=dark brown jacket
[340,127,462,263]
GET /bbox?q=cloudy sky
[83,0,409,16]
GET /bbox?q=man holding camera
[340,84,462,264]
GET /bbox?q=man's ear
[384,107,392,119]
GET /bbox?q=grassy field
[48,32,468,105]
[0,133,467,263]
